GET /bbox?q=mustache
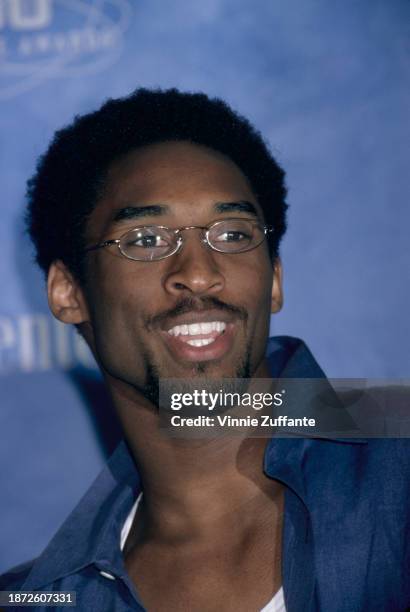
[147,296,248,328]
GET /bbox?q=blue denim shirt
[2,336,410,611]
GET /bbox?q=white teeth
[200,322,213,334]
[186,338,216,347]
[167,321,226,336]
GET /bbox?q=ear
[271,258,283,314]
[47,260,90,324]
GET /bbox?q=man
[1,88,409,611]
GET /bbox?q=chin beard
[140,347,252,409]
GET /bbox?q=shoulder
[308,438,410,509]
[314,437,410,471]
[0,559,36,590]
[360,438,410,467]
[363,439,410,488]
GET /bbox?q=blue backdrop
[1,0,409,572]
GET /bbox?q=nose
[163,230,225,297]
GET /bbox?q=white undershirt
[120,494,286,612]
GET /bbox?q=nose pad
[163,231,225,296]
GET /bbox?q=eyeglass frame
[83,217,274,262]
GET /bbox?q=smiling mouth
[161,316,236,363]
[166,321,227,347]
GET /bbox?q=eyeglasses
[84,218,274,262]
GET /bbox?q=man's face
[59,142,282,398]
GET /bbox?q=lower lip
[162,324,236,363]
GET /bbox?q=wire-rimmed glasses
[84,218,274,262]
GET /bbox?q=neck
[107,358,282,536]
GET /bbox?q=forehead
[105,141,255,201]
[88,141,261,238]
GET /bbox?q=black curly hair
[26,87,288,281]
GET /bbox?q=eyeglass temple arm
[84,239,120,253]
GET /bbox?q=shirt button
[99,570,116,581]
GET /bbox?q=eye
[123,230,170,249]
[128,234,168,248]
[215,230,251,242]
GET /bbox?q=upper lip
[159,309,236,332]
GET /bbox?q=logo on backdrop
[0,0,132,100]
[0,313,98,373]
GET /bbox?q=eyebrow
[112,204,167,222]
[214,200,258,216]
[112,200,259,224]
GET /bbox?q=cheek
[85,261,152,359]
[90,257,154,311]
[228,253,274,307]
[233,257,274,348]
